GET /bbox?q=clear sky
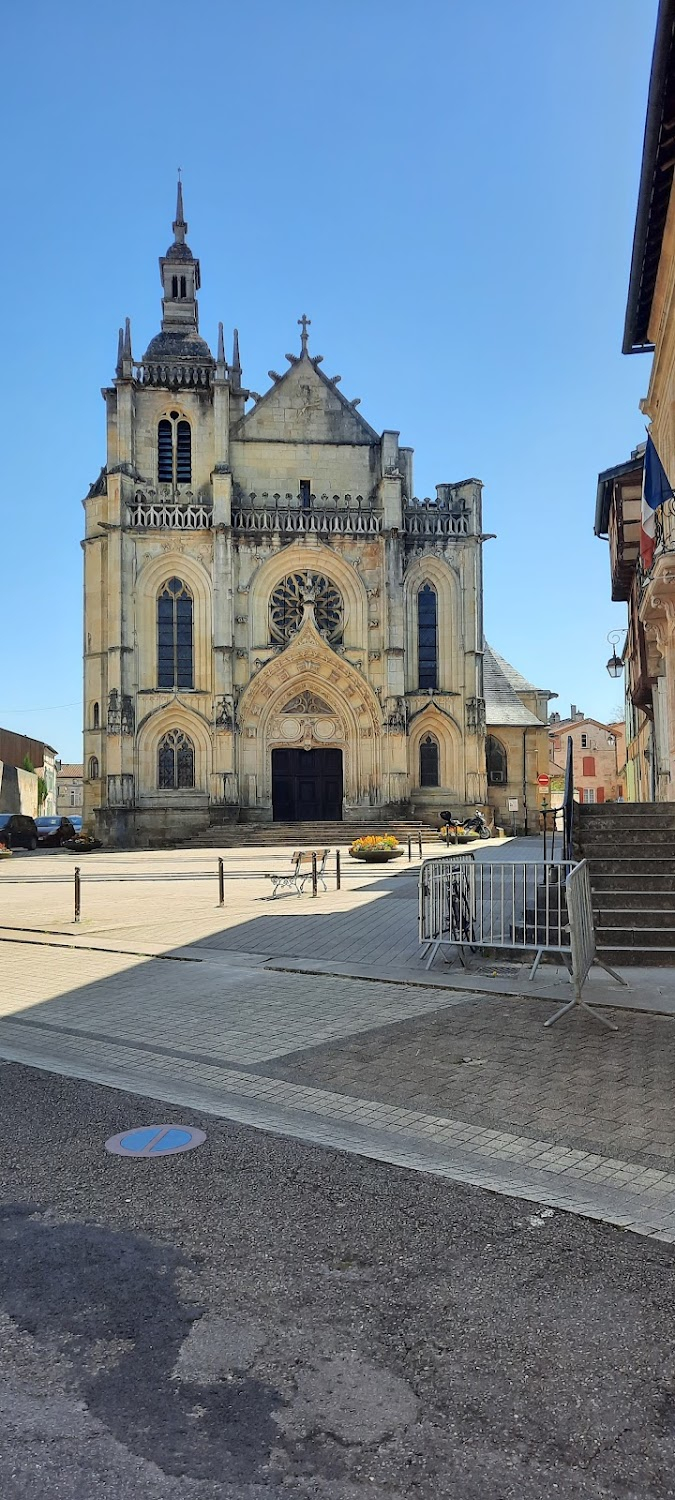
[0,0,657,759]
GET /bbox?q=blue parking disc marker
[105,1124,206,1158]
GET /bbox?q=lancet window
[486,735,508,785]
[419,735,440,787]
[418,583,438,689]
[157,577,193,689]
[158,730,195,790]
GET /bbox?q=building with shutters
[548,712,626,805]
[82,185,539,845]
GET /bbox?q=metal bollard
[408,836,412,862]
[311,850,318,897]
[336,849,341,890]
[418,829,423,857]
[218,857,224,907]
[74,866,81,923]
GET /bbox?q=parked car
[0,814,39,850]
[35,816,77,847]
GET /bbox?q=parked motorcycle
[439,809,493,842]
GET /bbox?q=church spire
[173,170,186,246]
[156,175,204,339]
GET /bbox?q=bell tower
[159,174,202,336]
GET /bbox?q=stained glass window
[418,583,438,689]
[158,730,195,790]
[420,735,439,787]
[157,578,193,689]
[486,735,507,785]
[270,572,343,644]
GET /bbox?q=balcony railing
[636,498,675,598]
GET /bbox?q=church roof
[143,328,214,364]
[234,331,380,444]
[486,645,548,696]
[483,644,545,727]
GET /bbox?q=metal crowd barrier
[418,855,627,1025]
[419,856,573,975]
[544,859,626,1029]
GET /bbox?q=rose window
[270,572,343,644]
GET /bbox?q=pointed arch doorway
[272,748,343,822]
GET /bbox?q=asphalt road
[1,1061,674,1499]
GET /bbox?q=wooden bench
[268,848,330,898]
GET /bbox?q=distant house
[56,764,83,815]
[0,729,59,816]
[548,710,626,804]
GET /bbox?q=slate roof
[483,644,545,728]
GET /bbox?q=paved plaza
[1,840,675,1244]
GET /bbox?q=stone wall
[0,762,39,816]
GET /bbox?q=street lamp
[606,629,625,679]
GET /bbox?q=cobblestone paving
[263,996,675,1171]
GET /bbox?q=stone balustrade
[133,361,213,388]
[404,501,471,538]
[127,501,213,530]
[233,506,382,536]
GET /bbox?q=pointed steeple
[141,181,214,369]
[173,171,186,245]
[217,321,225,364]
[232,327,241,371]
[116,318,133,379]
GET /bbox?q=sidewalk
[1,842,674,1242]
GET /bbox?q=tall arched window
[420,735,439,787]
[486,735,508,785]
[92,701,100,729]
[157,413,191,485]
[158,730,195,790]
[418,583,438,689]
[88,755,99,780]
[157,578,193,689]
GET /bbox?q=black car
[0,814,39,850]
[35,816,77,847]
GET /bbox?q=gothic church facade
[83,189,490,844]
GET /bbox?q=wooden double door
[272,748,343,822]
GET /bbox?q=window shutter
[176,421,191,483]
[582,756,595,777]
[158,420,173,482]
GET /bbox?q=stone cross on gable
[298,314,311,352]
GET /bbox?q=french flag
[641,433,674,570]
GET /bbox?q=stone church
[82,187,547,844]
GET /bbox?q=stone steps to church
[185,821,439,850]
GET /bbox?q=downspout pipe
[523,729,528,836]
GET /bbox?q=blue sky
[0,0,657,759]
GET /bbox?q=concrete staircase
[575,803,675,965]
[181,820,440,850]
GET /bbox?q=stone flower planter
[349,847,404,862]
